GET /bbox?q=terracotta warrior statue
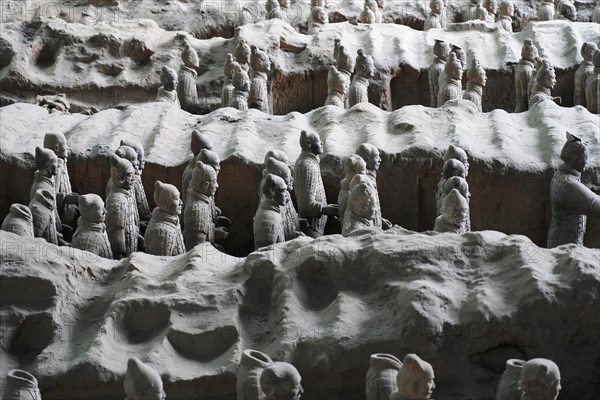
[29,189,62,245]
[349,49,375,107]
[429,39,450,108]
[424,0,445,30]
[574,42,598,107]
[324,66,347,108]
[71,194,113,259]
[585,50,600,114]
[30,147,58,202]
[342,182,378,236]
[182,130,213,211]
[390,354,435,400]
[196,149,229,231]
[178,43,200,114]
[548,132,600,247]
[235,39,252,71]
[338,154,367,222]
[520,359,561,400]
[498,0,514,32]
[265,0,283,19]
[557,0,577,21]
[445,144,470,175]
[538,0,554,21]
[436,158,467,215]
[528,56,543,98]
[435,188,469,234]
[260,362,304,400]
[249,46,272,113]
[105,155,140,259]
[360,1,376,24]
[515,39,539,112]
[1,204,33,237]
[44,132,78,227]
[309,6,329,33]
[438,52,463,106]
[156,66,180,107]
[356,143,391,229]
[222,54,236,108]
[262,156,303,241]
[294,130,338,237]
[121,140,151,222]
[463,58,487,112]
[465,0,482,21]
[529,60,557,107]
[184,161,227,249]
[229,63,251,111]
[443,176,471,231]
[254,174,288,249]
[123,358,166,400]
[484,0,498,22]
[335,40,356,108]
[145,181,185,256]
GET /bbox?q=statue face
[309,136,323,155]
[474,69,487,86]
[563,4,576,21]
[206,176,218,197]
[273,187,288,207]
[414,373,436,399]
[54,138,70,158]
[270,376,303,400]
[162,73,177,91]
[431,0,443,14]
[505,3,514,16]
[279,0,290,8]
[358,190,376,219]
[542,70,556,89]
[444,205,468,226]
[45,157,59,177]
[449,64,463,80]
[367,151,381,171]
[119,170,135,190]
[486,0,498,14]
[87,204,107,223]
[164,193,182,215]
[186,49,200,69]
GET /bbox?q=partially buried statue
[334,40,355,108]
[520,359,561,400]
[324,66,347,108]
[254,174,288,249]
[30,147,58,203]
[230,63,250,111]
[123,358,166,400]
[145,181,185,256]
[424,0,445,30]
[235,39,251,72]
[294,130,338,237]
[338,154,367,222]
[222,54,236,108]
[356,143,391,229]
[390,354,435,400]
[498,0,514,33]
[462,58,487,113]
[260,362,303,400]
[428,39,450,108]
[443,176,471,232]
[484,0,498,22]
[43,132,79,228]
[349,49,374,107]
[249,46,272,113]
[182,130,213,211]
[360,1,376,24]
[342,182,377,236]
[105,155,140,259]
[71,194,113,259]
[1,204,33,237]
[585,50,600,114]
[547,132,600,248]
[529,60,557,107]
[437,52,463,107]
[436,158,467,216]
[515,39,539,113]
[178,43,200,114]
[156,66,180,107]
[573,42,597,107]
[434,188,469,234]
[29,189,61,245]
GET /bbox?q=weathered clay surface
[0,228,598,399]
[1,18,598,113]
[1,101,599,254]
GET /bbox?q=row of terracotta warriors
[2,350,561,400]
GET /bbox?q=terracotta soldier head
[485,0,498,15]
[116,145,140,171]
[232,63,250,92]
[197,149,221,174]
[312,6,329,25]
[444,53,463,80]
[522,39,539,62]
[123,358,166,400]
[43,132,70,159]
[154,181,182,215]
[35,147,58,178]
[444,176,470,202]
[348,183,377,219]
[466,59,487,87]
[558,0,577,21]
[327,66,346,95]
[344,154,367,179]
[79,194,106,223]
[441,189,469,227]
[264,149,289,164]
[430,0,444,15]
[536,60,556,90]
[500,0,514,17]
[356,143,381,172]
[111,154,135,190]
[355,49,375,79]
[300,130,323,155]
[397,354,435,399]
[580,42,598,63]
[444,145,469,175]
[120,139,145,171]
[235,39,251,66]
[442,158,466,180]
[336,45,356,74]
[350,173,375,190]
[560,132,588,173]
[224,53,236,78]
[520,359,561,400]
[182,43,200,69]
[160,66,178,92]
[251,45,272,74]
[191,130,213,158]
[433,39,450,61]
[191,161,218,196]
[265,157,294,191]
[1,204,34,237]
[260,362,303,400]
[262,173,288,207]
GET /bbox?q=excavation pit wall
[1,101,599,256]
